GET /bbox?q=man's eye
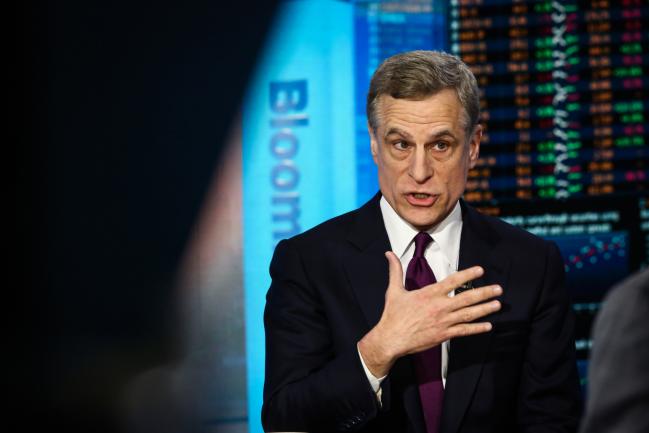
[433,142,449,151]
[393,141,409,150]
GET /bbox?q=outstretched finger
[384,251,405,293]
[448,299,501,325]
[425,266,484,295]
[451,284,502,310]
[447,321,493,339]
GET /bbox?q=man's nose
[408,146,433,183]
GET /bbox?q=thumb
[384,251,405,293]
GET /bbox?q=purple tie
[405,232,443,433]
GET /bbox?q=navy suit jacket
[262,193,581,432]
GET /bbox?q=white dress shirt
[358,197,463,398]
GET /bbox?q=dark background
[16,1,277,431]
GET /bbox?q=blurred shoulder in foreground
[579,268,649,433]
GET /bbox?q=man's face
[369,89,481,230]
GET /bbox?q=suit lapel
[343,193,392,329]
[441,201,510,433]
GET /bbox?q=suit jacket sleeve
[516,241,582,433]
[262,238,380,432]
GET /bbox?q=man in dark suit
[262,51,581,433]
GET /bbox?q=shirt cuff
[357,343,387,392]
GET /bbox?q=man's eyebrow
[383,127,412,139]
[431,129,459,141]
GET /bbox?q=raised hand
[358,251,502,377]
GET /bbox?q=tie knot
[412,232,432,259]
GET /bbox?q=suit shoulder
[601,268,649,315]
[281,206,360,247]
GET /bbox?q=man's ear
[368,122,379,164]
[468,124,482,169]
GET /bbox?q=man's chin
[402,214,442,231]
[398,203,450,230]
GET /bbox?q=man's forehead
[384,126,458,139]
[373,92,469,133]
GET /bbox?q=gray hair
[366,50,480,136]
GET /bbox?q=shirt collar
[380,196,463,265]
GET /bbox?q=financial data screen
[447,0,648,385]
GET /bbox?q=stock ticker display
[448,0,648,381]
